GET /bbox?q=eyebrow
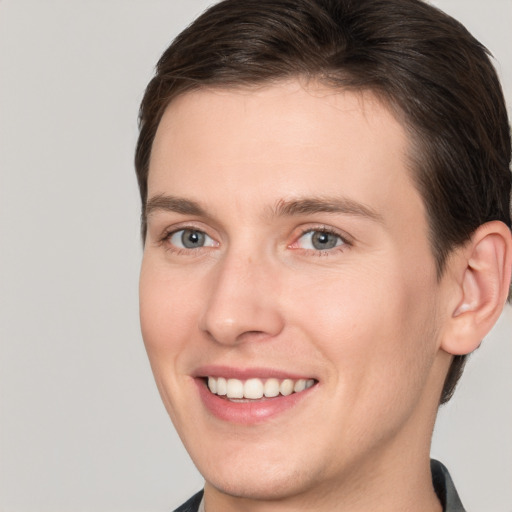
[145,194,383,223]
[271,196,384,222]
[145,194,206,218]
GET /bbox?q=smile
[207,376,316,400]
[195,372,319,424]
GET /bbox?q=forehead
[148,80,425,228]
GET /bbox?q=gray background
[0,1,510,510]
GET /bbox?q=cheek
[285,262,439,396]
[138,259,206,424]
[139,258,199,364]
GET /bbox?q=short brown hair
[135,0,512,403]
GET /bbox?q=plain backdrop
[0,1,510,511]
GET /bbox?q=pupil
[182,230,204,248]
[312,231,337,250]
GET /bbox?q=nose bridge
[199,245,284,345]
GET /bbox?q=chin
[203,461,321,502]
[179,417,324,501]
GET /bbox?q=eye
[168,229,217,249]
[295,230,345,251]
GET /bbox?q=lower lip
[195,379,315,425]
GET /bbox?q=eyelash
[158,225,351,256]
[290,226,351,256]
[158,228,211,257]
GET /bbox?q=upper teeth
[207,377,315,400]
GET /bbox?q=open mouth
[204,376,317,401]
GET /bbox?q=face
[140,81,451,505]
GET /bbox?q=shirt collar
[431,459,466,512]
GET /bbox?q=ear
[440,221,512,356]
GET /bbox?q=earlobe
[441,221,512,356]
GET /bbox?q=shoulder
[173,490,204,512]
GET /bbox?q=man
[135,0,512,510]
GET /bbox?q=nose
[198,252,285,346]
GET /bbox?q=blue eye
[297,230,344,250]
[168,229,216,249]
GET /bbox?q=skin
[139,81,458,511]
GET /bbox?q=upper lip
[194,365,317,381]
